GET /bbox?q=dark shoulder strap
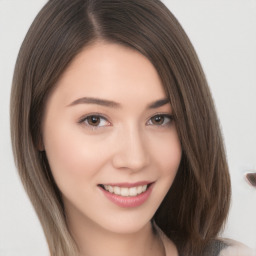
[202,240,228,256]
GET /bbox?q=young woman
[10,0,252,255]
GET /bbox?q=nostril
[245,172,256,187]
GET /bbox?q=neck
[67,213,165,256]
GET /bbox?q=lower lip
[99,184,154,208]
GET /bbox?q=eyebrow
[67,97,120,108]
[67,97,169,109]
[147,98,169,109]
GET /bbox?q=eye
[147,114,173,126]
[79,115,111,128]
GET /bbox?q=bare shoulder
[219,238,256,256]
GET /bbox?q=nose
[112,126,150,172]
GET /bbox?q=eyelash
[78,113,174,129]
[147,114,174,127]
[78,113,111,129]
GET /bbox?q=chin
[102,218,152,235]
[95,207,156,235]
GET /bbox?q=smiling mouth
[98,184,152,197]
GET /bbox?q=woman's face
[42,42,182,234]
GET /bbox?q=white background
[0,1,255,255]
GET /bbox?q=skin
[42,42,181,256]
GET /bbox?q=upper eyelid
[78,113,111,123]
[147,112,174,120]
[146,113,174,124]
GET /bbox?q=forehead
[50,42,167,106]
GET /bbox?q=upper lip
[99,181,153,188]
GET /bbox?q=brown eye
[87,116,100,126]
[80,115,110,128]
[152,115,165,125]
[147,114,173,126]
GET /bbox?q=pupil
[154,116,163,124]
[89,116,100,125]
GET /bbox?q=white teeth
[103,184,149,197]
[108,185,114,193]
[137,186,142,194]
[120,187,129,196]
[129,187,137,196]
[114,186,120,195]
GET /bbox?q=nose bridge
[112,124,149,171]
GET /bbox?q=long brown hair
[10,0,231,255]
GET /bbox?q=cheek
[151,130,182,177]
[43,122,111,187]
